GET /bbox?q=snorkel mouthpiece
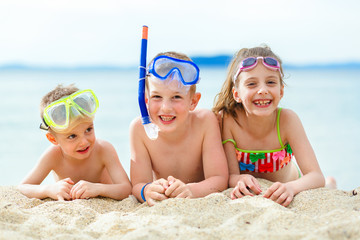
[143,121,159,140]
[138,25,159,140]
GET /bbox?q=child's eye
[86,127,93,133]
[173,95,182,99]
[267,80,278,85]
[151,95,162,99]
[67,134,76,139]
[246,82,256,87]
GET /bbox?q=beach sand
[1,179,359,240]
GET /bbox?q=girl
[213,46,328,207]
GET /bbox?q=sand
[1,179,359,240]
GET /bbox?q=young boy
[18,85,131,201]
[130,52,229,206]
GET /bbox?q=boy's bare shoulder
[191,109,218,124]
[40,145,63,166]
[129,117,144,132]
[95,139,114,149]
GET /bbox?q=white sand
[1,179,359,240]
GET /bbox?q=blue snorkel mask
[138,26,200,140]
[148,55,200,86]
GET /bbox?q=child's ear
[232,87,241,103]
[46,132,58,145]
[280,84,284,99]
[190,92,201,111]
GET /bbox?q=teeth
[255,100,271,106]
[160,116,175,121]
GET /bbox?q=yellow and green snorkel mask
[40,89,99,131]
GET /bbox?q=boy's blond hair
[146,51,197,96]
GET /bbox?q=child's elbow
[122,182,133,198]
[217,172,229,192]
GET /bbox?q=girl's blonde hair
[212,45,284,118]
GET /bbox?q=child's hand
[263,182,294,207]
[51,177,74,201]
[231,174,262,199]
[165,176,193,199]
[70,180,100,200]
[144,179,169,206]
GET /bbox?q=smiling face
[146,76,200,133]
[233,60,284,116]
[48,120,96,160]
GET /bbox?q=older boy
[18,85,131,200]
[130,52,228,206]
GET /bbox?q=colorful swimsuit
[223,108,294,173]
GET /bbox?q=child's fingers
[149,183,166,194]
[154,178,169,190]
[167,176,176,185]
[64,177,74,185]
[176,189,192,199]
[70,183,79,197]
[164,180,181,197]
[74,188,86,199]
[263,182,280,198]
[231,187,244,199]
[70,184,82,199]
[246,178,262,195]
[147,198,156,207]
[57,192,71,201]
[237,181,254,196]
[281,196,293,207]
[146,192,168,206]
[251,178,262,193]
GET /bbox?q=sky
[0,0,359,67]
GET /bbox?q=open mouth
[159,115,176,122]
[77,146,90,153]
[254,99,272,106]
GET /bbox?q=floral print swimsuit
[223,108,294,173]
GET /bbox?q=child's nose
[79,136,89,145]
[161,99,172,112]
[257,84,269,95]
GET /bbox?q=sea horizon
[1,54,360,71]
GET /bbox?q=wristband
[141,182,152,202]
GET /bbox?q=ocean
[0,67,359,191]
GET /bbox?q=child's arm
[70,140,132,200]
[263,109,325,206]
[17,147,74,200]
[176,110,228,198]
[129,118,168,206]
[222,114,262,198]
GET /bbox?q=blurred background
[0,0,359,190]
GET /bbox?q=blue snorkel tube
[138,26,159,140]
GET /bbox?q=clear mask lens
[47,103,67,126]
